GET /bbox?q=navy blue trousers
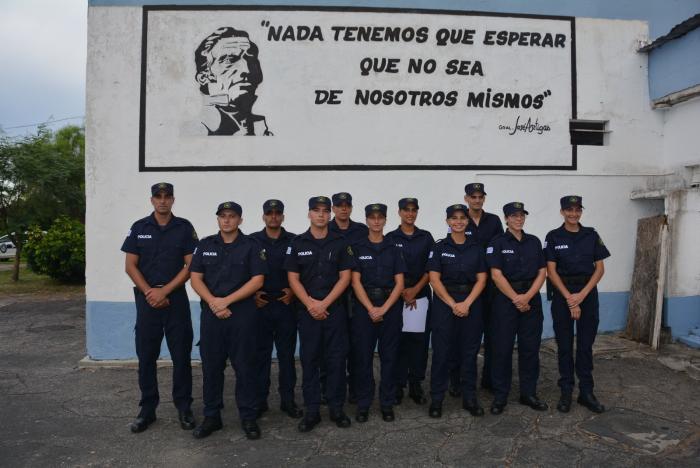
[257,300,298,405]
[395,295,431,387]
[199,299,257,421]
[430,293,484,403]
[551,286,599,394]
[298,302,348,415]
[134,287,193,416]
[491,292,543,403]
[351,300,403,409]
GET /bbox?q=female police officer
[351,203,406,423]
[486,202,547,415]
[544,195,610,414]
[427,204,487,418]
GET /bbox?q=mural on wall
[195,27,272,136]
[141,7,575,170]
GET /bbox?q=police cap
[464,183,486,195]
[151,182,174,196]
[216,201,242,216]
[560,195,584,210]
[503,202,529,217]
[332,192,353,206]
[365,203,388,217]
[263,199,284,213]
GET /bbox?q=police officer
[545,195,610,414]
[251,200,303,419]
[284,196,355,432]
[462,183,504,394]
[121,182,197,433]
[351,203,406,423]
[329,192,369,244]
[427,204,488,418]
[328,191,368,404]
[486,202,547,415]
[189,201,268,440]
[387,198,434,405]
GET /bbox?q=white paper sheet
[402,297,429,333]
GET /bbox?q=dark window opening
[570,119,609,146]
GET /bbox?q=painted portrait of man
[194,27,272,136]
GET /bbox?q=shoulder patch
[127,229,132,237]
[192,229,198,241]
[347,245,354,256]
[286,246,292,255]
[486,247,494,254]
[260,249,267,261]
[598,236,605,246]
[428,251,434,259]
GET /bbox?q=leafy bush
[23,225,45,273]
[29,217,85,283]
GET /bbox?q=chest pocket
[319,247,339,277]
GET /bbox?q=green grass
[0,262,84,296]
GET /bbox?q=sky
[0,0,87,137]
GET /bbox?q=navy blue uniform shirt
[251,228,296,293]
[544,224,611,276]
[189,232,268,297]
[353,237,407,289]
[386,226,435,288]
[121,213,198,286]
[427,236,487,285]
[329,218,369,246]
[486,230,546,281]
[466,211,504,249]
[283,229,355,299]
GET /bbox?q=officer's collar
[301,228,341,243]
[504,229,528,242]
[392,225,425,239]
[558,223,591,235]
[445,233,474,248]
[257,227,290,242]
[215,230,245,244]
[330,218,361,232]
[358,236,389,249]
[147,212,181,229]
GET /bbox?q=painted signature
[498,116,551,135]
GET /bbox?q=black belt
[364,287,394,303]
[262,290,286,300]
[445,283,475,294]
[509,280,534,292]
[561,275,591,286]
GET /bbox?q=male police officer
[448,183,504,396]
[189,201,267,440]
[386,198,434,405]
[251,200,303,419]
[328,192,368,403]
[284,196,355,432]
[121,182,198,433]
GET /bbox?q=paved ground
[1,295,699,467]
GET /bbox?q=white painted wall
[86,8,667,303]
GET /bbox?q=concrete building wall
[85,2,697,358]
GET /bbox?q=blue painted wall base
[87,291,638,360]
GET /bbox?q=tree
[0,125,85,281]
